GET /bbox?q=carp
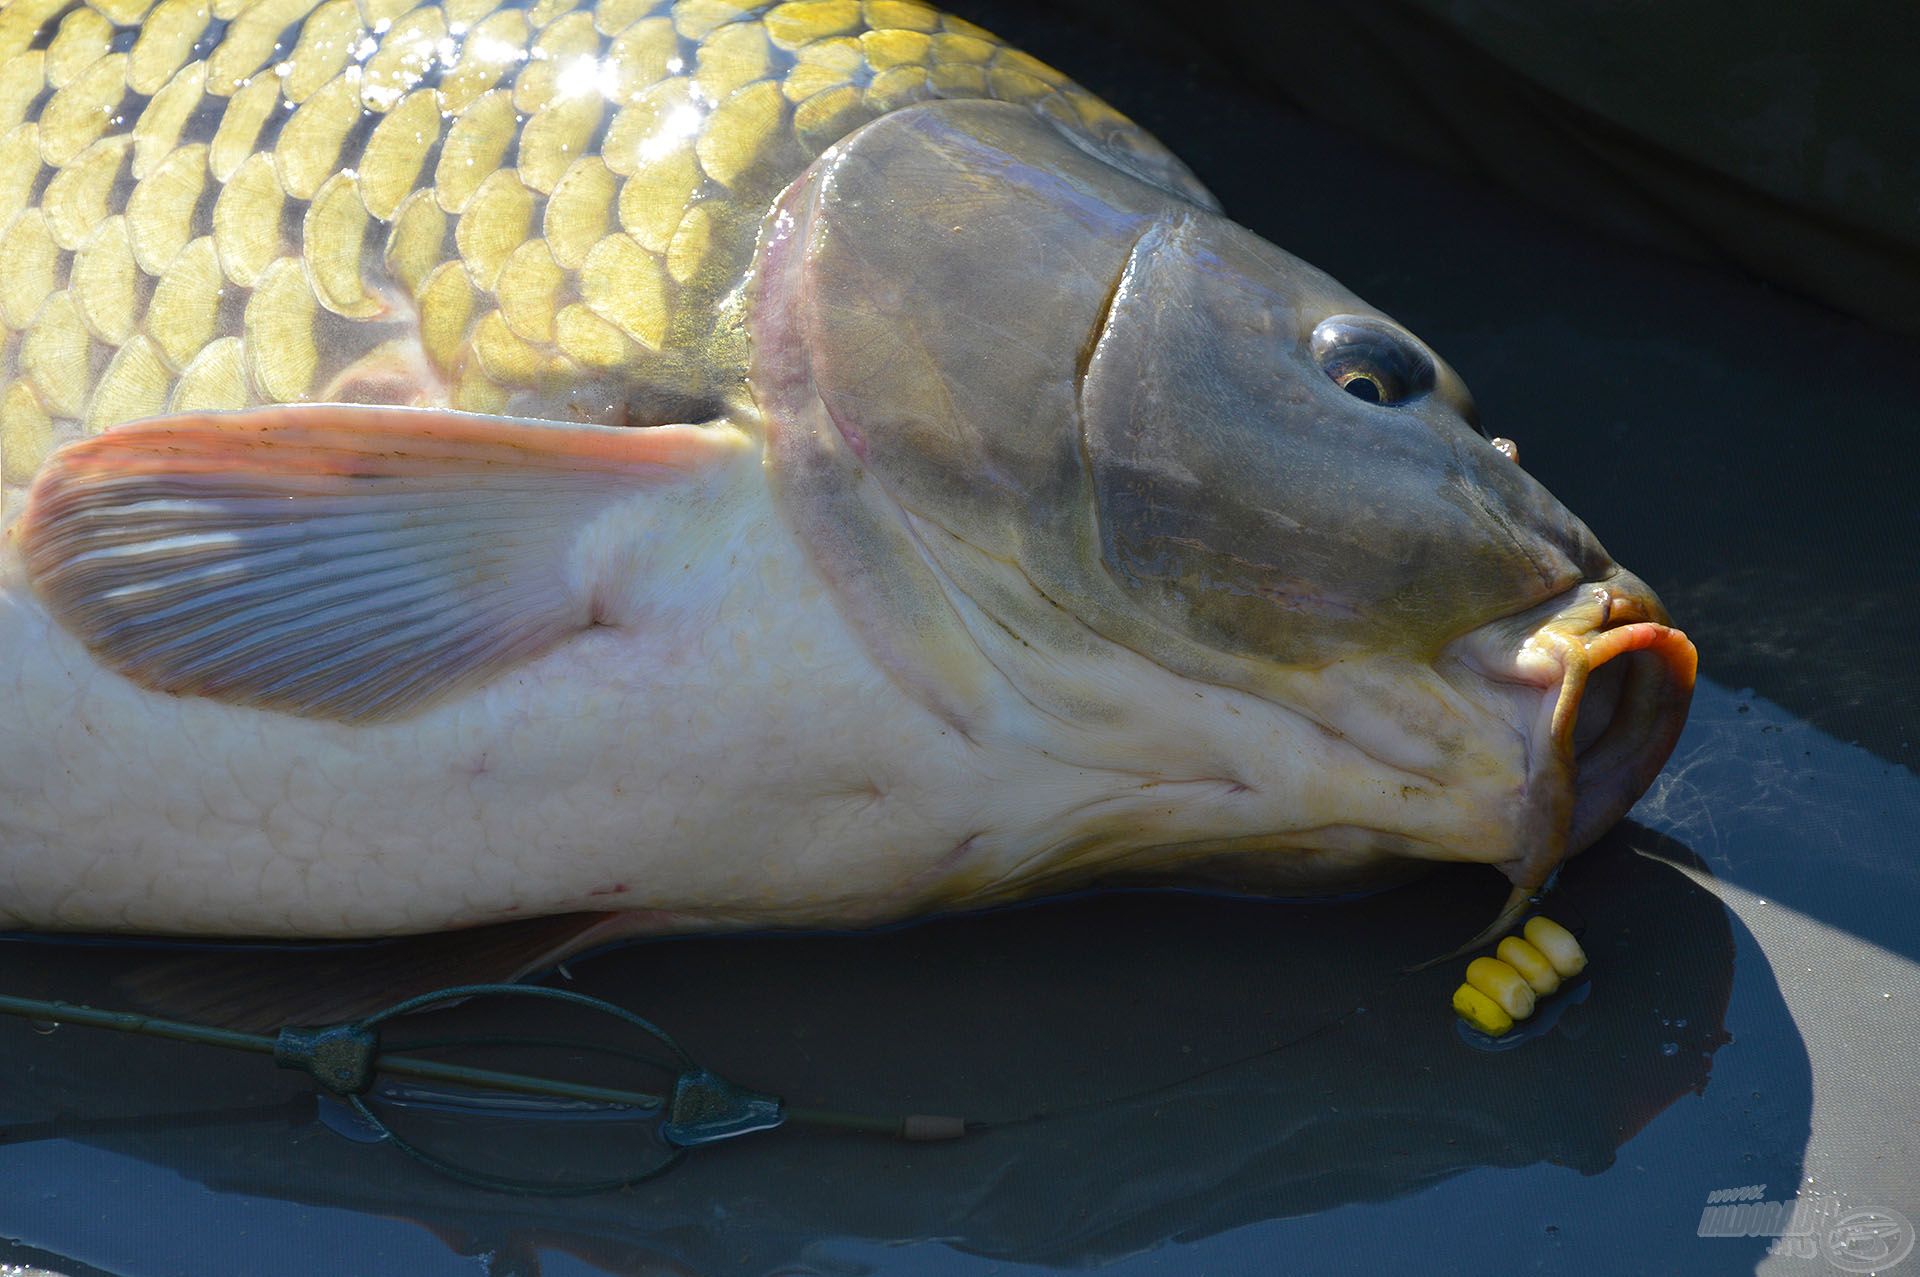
[0,0,1694,965]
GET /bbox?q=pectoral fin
[18,405,744,722]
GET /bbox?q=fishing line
[0,901,1592,1191]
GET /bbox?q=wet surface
[2,4,1917,1275]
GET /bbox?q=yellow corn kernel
[1452,984,1513,1037]
[39,52,128,166]
[0,380,54,486]
[434,88,516,213]
[43,134,130,251]
[765,0,860,49]
[280,0,366,103]
[243,257,320,402]
[0,210,60,329]
[170,336,251,411]
[209,74,281,183]
[212,150,287,287]
[71,216,140,345]
[438,9,528,111]
[1496,936,1562,996]
[304,171,384,318]
[275,69,361,201]
[1524,917,1588,979]
[382,188,448,295]
[695,78,784,189]
[132,59,204,178]
[145,236,225,369]
[454,166,535,288]
[21,293,92,417]
[86,333,175,432]
[543,155,617,269]
[357,88,439,219]
[580,231,667,349]
[1465,956,1537,1021]
[125,141,208,276]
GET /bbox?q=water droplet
[1674,1018,1688,1028]
[1660,1042,1679,1057]
[27,1019,58,1035]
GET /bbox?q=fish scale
[0,0,1203,510]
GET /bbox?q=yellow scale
[0,0,1195,508]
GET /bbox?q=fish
[0,0,1696,982]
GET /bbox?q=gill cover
[754,99,1611,687]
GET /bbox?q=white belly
[0,495,984,936]
[0,457,1524,938]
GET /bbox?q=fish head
[752,100,1695,922]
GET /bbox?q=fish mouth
[1441,571,1698,954]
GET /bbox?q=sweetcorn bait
[1452,916,1588,1037]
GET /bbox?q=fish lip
[1440,572,1698,952]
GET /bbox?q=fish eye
[1310,316,1436,407]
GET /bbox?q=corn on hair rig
[1451,917,1590,1044]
